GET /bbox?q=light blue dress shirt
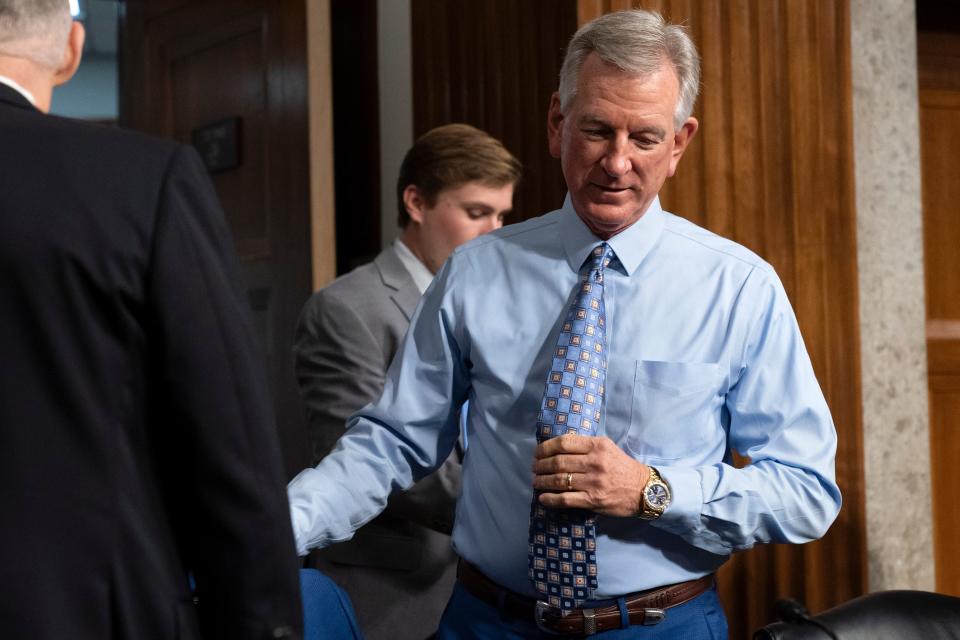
[288,196,841,599]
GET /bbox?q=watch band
[638,466,671,520]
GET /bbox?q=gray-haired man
[289,9,840,638]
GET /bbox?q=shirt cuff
[287,467,332,556]
[651,464,705,535]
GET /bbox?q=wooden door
[119,0,313,476]
[918,28,960,597]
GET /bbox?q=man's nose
[600,139,631,177]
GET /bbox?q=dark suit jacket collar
[374,245,421,321]
[0,81,37,111]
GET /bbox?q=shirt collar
[558,193,665,276]
[393,238,434,295]
[0,75,37,107]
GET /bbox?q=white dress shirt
[393,238,434,295]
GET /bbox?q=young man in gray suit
[293,123,521,639]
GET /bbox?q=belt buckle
[642,608,666,625]
[534,601,570,635]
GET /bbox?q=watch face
[646,483,669,508]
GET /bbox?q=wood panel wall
[918,29,960,597]
[577,1,867,635]
[411,0,577,222]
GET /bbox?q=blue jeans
[436,582,728,639]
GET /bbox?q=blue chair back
[300,568,363,640]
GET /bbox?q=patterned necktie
[528,242,614,610]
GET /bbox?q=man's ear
[546,92,565,159]
[52,21,85,87]
[667,117,699,178]
[402,184,427,225]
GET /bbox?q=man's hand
[532,434,649,517]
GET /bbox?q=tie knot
[585,243,615,280]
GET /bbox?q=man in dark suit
[293,124,520,638]
[0,2,302,637]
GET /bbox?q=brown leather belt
[457,561,714,635]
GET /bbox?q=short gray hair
[558,9,700,130]
[0,0,72,70]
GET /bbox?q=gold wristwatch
[638,466,671,520]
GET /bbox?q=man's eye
[466,209,486,219]
[583,129,606,139]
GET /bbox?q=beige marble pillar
[850,0,934,591]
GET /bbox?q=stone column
[850,0,934,591]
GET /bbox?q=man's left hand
[533,434,648,517]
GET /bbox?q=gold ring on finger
[566,472,573,491]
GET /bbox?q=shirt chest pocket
[618,360,725,460]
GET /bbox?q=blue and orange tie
[528,242,614,610]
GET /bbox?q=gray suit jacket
[293,245,461,639]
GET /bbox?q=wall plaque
[191,117,242,173]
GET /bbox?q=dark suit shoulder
[9,103,174,149]
[0,105,194,189]
[0,108,217,268]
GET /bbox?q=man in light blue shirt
[288,9,840,638]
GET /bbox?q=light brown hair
[397,124,522,228]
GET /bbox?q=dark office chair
[753,590,960,640]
